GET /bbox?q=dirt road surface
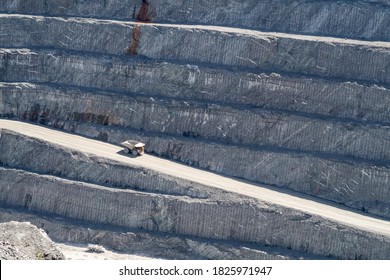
[1,119,389,237]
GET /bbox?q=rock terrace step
[2,48,390,125]
[0,129,389,260]
[1,1,390,259]
[1,14,390,84]
[1,0,390,41]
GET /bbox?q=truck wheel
[132,149,138,156]
[124,147,130,154]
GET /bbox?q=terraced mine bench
[0,0,390,259]
[1,122,390,260]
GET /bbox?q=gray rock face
[1,129,389,219]
[0,129,249,202]
[1,0,390,260]
[2,50,390,125]
[1,15,390,84]
[1,0,390,41]
[2,82,390,164]
[0,208,325,260]
[0,221,64,260]
[2,49,390,218]
[1,167,389,260]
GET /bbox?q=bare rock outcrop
[1,0,390,260]
[0,221,64,260]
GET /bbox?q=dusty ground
[0,221,157,260]
[55,242,158,260]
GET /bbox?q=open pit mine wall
[1,15,390,84]
[0,2,390,218]
[0,129,390,231]
[0,129,242,201]
[2,82,390,165]
[0,166,389,260]
[1,99,390,219]
[2,49,390,125]
[1,0,390,41]
[1,85,390,217]
[0,209,296,260]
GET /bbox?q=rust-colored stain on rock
[127,25,141,55]
[136,1,156,22]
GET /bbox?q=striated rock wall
[0,208,328,260]
[1,0,390,260]
[0,13,388,219]
[2,83,390,165]
[0,15,390,84]
[1,129,389,222]
[2,50,390,125]
[1,0,390,41]
[0,129,249,202]
[1,167,389,260]
[69,124,390,219]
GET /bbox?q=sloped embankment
[1,0,390,259]
[0,221,64,260]
[0,127,389,259]
[1,83,390,219]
